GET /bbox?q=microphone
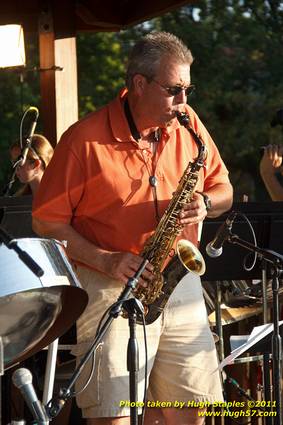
[18,106,39,166]
[270,108,283,127]
[206,211,237,258]
[12,368,49,423]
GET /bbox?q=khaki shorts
[72,266,223,418]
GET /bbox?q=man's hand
[179,192,208,226]
[99,251,154,285]
[32,217,154,286]
[259,144,283,201]
[260,144,283,176]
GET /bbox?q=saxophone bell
[177,239,206,276]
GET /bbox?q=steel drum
[0,238,88,369]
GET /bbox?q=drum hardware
[228,234,283,425]
[203,280,262,325]
[221,280,261,307]
[202,206,283,424]
[210,226,283,424]
[225,374,260,404]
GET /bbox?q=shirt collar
[108,88,137,144]
[108,87,183,144]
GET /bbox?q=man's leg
[85,407,205,425]
[74,267,162,422]
[161,407,205,425]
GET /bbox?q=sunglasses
[151,79,195,97]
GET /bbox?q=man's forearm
[206,182,233,218]
[260,172,283,201]
[32,217,110,272]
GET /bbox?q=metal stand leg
[42,339,59,423]
[261,262,273,425]
[215,282,224,362]
[0,336,4,425]
[271,274,282,425]
[0,376,1,425]
[262,261,269,324]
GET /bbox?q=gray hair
[125,31,194,89]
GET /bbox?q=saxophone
[135,111,207,324]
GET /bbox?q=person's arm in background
[260,144,283,201]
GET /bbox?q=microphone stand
[260,259,273,425]
[227,232,283,425]
[45,259,148,425]
[123,298,144,425]
[2,167,17,196]
[1,157,23,197]
[0,226,44,277]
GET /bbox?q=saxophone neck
[176,111,207,164]
[198,144,207,164]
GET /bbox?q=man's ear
[132,74,147,95]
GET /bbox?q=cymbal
[208,304,262,326]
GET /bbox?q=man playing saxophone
[32,32,233,425]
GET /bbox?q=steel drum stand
[42,259,148,425]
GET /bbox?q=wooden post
[38,1,78,146]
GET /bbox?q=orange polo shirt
[33,89,230,262]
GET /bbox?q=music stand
[200,201,283,282]
[0,195,35,238]
[201,204,283,425]
[222,322,283,423]
[220,322,283,368]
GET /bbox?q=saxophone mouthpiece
[176,111,190,127]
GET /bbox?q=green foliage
[77,32,126,115]
[0,1,283,201]
[152,1,283,200]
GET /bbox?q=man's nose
[175,88,187,103]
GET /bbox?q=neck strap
[124,98,141,142]
[124,98,161,143]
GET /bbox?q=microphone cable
[235,212,258,272]
[19,106,39,151]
